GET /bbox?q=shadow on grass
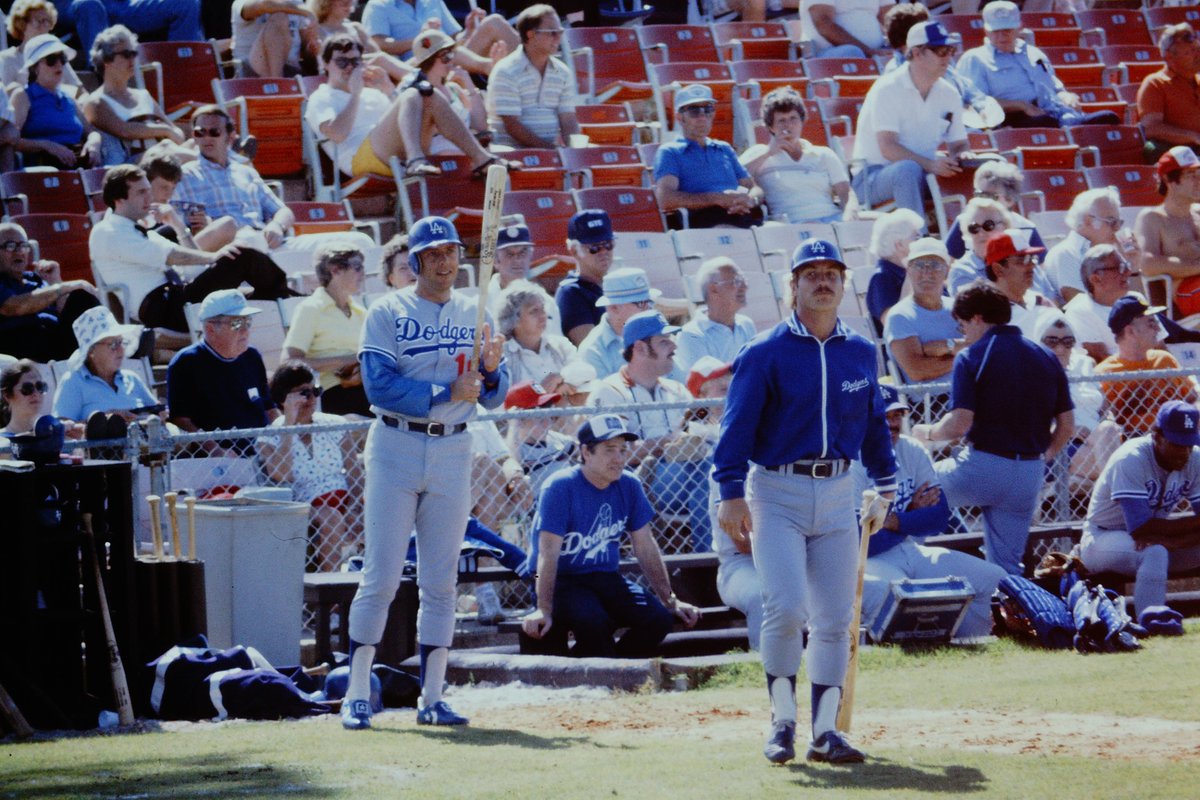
[2,752,334,798]
[790,759,988,793]
[379,725,584,750]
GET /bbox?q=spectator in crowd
[167,289,279,456]
[1081,400,1200,629]
[362,0,517,76]
[283,243,370,417]
[520,413,700,657]
[983,229,1053,338]
[1135,147,1200,317]
[948,198,1053,299]
[485,224,560,335]
[851,21,969,216]
[409,30,488,157]
[674,256,756,372]
[1095,296,1197,439]
[884,237,962,383]
[306,34,510,181]
[1032,310,1119,495]
[555,209,614,345]
[89,164,291,334]
[655,84,761,230]
[83,26,187,166]
[174,104,376,276]
[231,0,319,79]
[591,310,712,552]
[800,0,889,59]
[958,1,1119,129]
[740,86,848,225]
[52,305,157,423]
[57,0,202,64]
[942,161,1045,262]
[497,279,574,388]
[258,360,362,571]
[912,282,1074,575]
[486,5,577,149]
[1043,188,1126,305]
[311,0,411,85]
[880,2,987,114]
[1137,23,1200,162]
[503,380,574,497]
[853,386,1004,640]
[576,267,658,381]
[1063,244,1140,363]
[0,1,83,90]
[141,154,237,252]
[864,207,923,337]
[379,234,414,290]
[0,221,100,362]
[11,34,101,168]
[0,359,84,437]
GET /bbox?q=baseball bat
[147,494,163,560]
[469,162,508,372]
[185,495,196,561]
[83,513,135,726]
[0,680,33,739]
[837,490,884,733]
[165,491,181,558]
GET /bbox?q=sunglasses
[216,317,252,331]
[967,219,1003,235]
[683,104,716,116]
[332,55,362,70]
[40,53,67,67]
[0,240,32,252]
[1087,213,1123,230]
[291,387,323,399]
[334,260,365,272]
[110,48,139,60]
[17,380,48,396]
[711,277,748,288]
[1041,336,1076,349]
[192,126,226,139]
[925,45,956,57]
[586,240,615,254]
[908,258,947,272]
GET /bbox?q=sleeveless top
[22,82,83,146]
[97,87,158,165]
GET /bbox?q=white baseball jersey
[1086,436,1200,532]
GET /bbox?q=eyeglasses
[1093,262,1132,276]
[40,53,67,67]
[1041,336,1076,349]
[1087,213,1123,230]
[215,317,252,331]
[17,380,48,396]
[0,241,32,252]
[630,299,654,309]
[192,126,225,139]
[908,258,947,272]
[291,387,323,400]
[683,104,716,116]
[110,48,139,60]
[967,219,1003,235]
[925,45,956,57]
[95,338,125,352]
[711,277,748,288]
[586,240,615,254]
[535,28,564,36]
[334,260,365,272]
[332,55,362,70]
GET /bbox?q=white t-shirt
[853,66,967,167]
[800,0,889,53]
[1063,291,1148,357]
[744,143,847,224]
[1042,230,1092,303]
[304,84,393,176]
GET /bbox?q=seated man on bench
[521,413,700,657]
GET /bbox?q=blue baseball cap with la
[622,310,680,348]
[568,209,613,244]
[1156,400,1200,447]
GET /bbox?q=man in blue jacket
[714,238,897,766]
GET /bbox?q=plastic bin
[192,497,309,665]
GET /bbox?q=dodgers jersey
[529,466,654,576]
[1086,436,1200,532]
[851,434,950,556]
[358,286,507,424]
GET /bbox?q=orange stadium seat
[563,27,653,103]
[286,200,377,240]
[1084,165,1160,208]
[575,186,665,233]
[729,60,807,99]
[637,24,721,65]
[1099,45,1165,85]
[575,104,639,146]
[1039,47,1105,89]
[1075,9,1154,47]
[1022,12,1081,47]
[804,57,879,98]
[813,96,865,144]
[212,76,305,178]
[990,128,1080,170]
[397,153,485,230]
[1017,169,1090,214]
[0,170,87,217]
[137,40,220,120]
[1143,7,1200,36]
[504,149,567,191]
[1072,86,1133,124]
[711,21,794,61]
[14,213,93,283]
[649,62,735,142]
[561,145,649,189]
[1068,125,1146,166]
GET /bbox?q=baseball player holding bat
[340,215,508,730]
[713,238,896,765]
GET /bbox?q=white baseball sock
[811,683,841,739]
[420,645,449,707]
[345,643,376,703]
[766,673,797,724]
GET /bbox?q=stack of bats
[135,493,207,677]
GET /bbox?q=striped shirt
[175,154,283,230]
[486,48,578,148]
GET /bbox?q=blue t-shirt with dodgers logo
[528,466,654,576]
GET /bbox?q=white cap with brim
[905,237,951,266]
[23,33,76,70]
[982,1,1020,32]
[67,306,141,371]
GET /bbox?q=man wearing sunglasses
[0,221,101,362]
[1139,23,1200,163]
[576,267,664,381]
[982,229,1054,338]
[1065,244,1142,364]
[1044,188,1128,306]
[555,209,615,346]
[654,83,762,230]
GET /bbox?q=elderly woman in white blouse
[497,279,576,389]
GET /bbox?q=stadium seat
[729,59,807,100]
[1021,12,1081,47]
[498,191,577,264]
[212,77,306,178]
[1017,169,1090,215]
[752,222,837,273]
[1143,7,1200,35]
[563,26,653,104]
[990,128,1081,170]
[711,21,794,61]
[637,24,721,65]
[832,219,877,271]
[1099,45,1165,85]
[673,227,763,275]
[936,14,988,49]
[1067,125,1146,166]
[561,145,649,189]
[1075,9,1153,47]
[1072,86,1133,124]
[1039,47,1106,88]
[1113,82,1141,110]
[574,186,665,232]
[926,167,981,237]
[733,95,828,152]
[287,200,381,243]
[813,96,865,146]
[611,231,682,295]
[691,269,780,331]
[395,154,486,231]
[504,149,567,191]
[1028,209,1071,248]
[136,40,221,121]
[804,57,879,99]
[649,62,735,142]
[14,213,93,283]
[575,103,640,146]
[80,167,108,215]
[1083,165,1160,208]
[0,170,88,217]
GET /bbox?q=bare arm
[237,0,315,22]
[256,434,293,484]
[0,280,95,317]
[654,174,750,212]
[284,346,358,374]
[877,131,965,177]
[1139,112,1200,148]
[558,111,580,139]
[565,323,593,346]
[1044,409,1075,461]
[1081,341,1109,364]
[920,407,974,442]
[497,114,556,148]
[1131,514,1200,550]
[889,336,955,382]
[521,531,562,638]
[630,524,699,627]
[1134,209,1200,279]
[809,4,879,54]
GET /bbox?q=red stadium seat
[813,96,865,143]
[636,24,721,65]
[0,170,88,217]
[14,213,93,283]
[649,62,735,142]
[937,15,988,49]
[1143,7,1200,36]
[1072,86,1133,124]
[1075,9,1154,47]
[137,40,220,120]
[1084,165,1160,207]
[504,149,567,191]
[1022,12,1081,47]
[1039,47,1105,88]
[804,57,879,99]
[1068,125,1146,166]
[711,21,794,61]
[561,145,649,189]
[398,154,485,230]
[989,128,1080,170]
[729,60,807,99]
[1017,169,1090,215]
[574,187,665,233]
[212,77,305,178]
[564,27,652,103]
[1099,45,1165,85]
[575,104,639,146]
[927,167,981,236]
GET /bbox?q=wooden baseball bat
[837,490,884,733]
[0,680,33,739]
[185,495,196,561]
[469,162,508,372]
[147,494,163,560]
[83,513,135,727]
[165,491,181,558]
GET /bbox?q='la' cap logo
[1186,416,1195,430]
[810,241,826,253]
[430,221,445,234]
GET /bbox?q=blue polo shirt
[0,271,52,332]
[554,272,604,335]
[950,324,1072,456]
[53,364,158,421]
[654,137,748,194]
[167,342,274,448]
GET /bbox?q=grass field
[3,624,1199,800]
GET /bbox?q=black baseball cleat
[763,720,796,764]
[806,730,866,764]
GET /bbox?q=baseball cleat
[807,731,866,764]
[417,700,469,726]
[341,698,372,730]
[763,720,796,764]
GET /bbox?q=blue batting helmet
[407,216,463,273]
[791,238,846,271]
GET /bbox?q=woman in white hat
[52,305,158,423]
[10,32,101,168]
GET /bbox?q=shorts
[350,137,391,179]
[312,488,350,511]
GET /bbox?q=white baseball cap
[983,1,1020,32]
[905,237,951,267]
[198,289,263,321]
[674,84,714,113]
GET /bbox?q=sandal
[471,155,521,180]
[404,157,441,178]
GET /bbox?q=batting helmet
[407,216,463,273]
[321,665,383,713]
[791,238,846,271]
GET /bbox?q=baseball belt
[763,458,850,478]
[380,415,468,437]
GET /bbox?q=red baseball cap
[984,229,1045,267]
[1157,145,1200,179]
[686,356,732,397]
[504,381,562,410]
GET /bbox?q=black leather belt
[380,415,467,437]
[764,459,850,478]
[976,446,1042,462]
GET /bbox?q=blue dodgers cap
[1107,295,1167,335]
[578,413,638,445]
[791,237,846,271]
[622,309,680,348]
[1155,400,1200,447]
[496,223,531,249]
[198,289,263,321]
[568,208,614,244]
[407,215,463,272]
[596,266,661,307]
[880,384,911,414]
[906,21,955,48]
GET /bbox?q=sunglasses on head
[332,55,362,70]
[586,240,615,254]
[192,126,226,139]
[40,52,67,67]
[967,219,1002,235]
[292,386,323,400]
[17,380,48,396]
